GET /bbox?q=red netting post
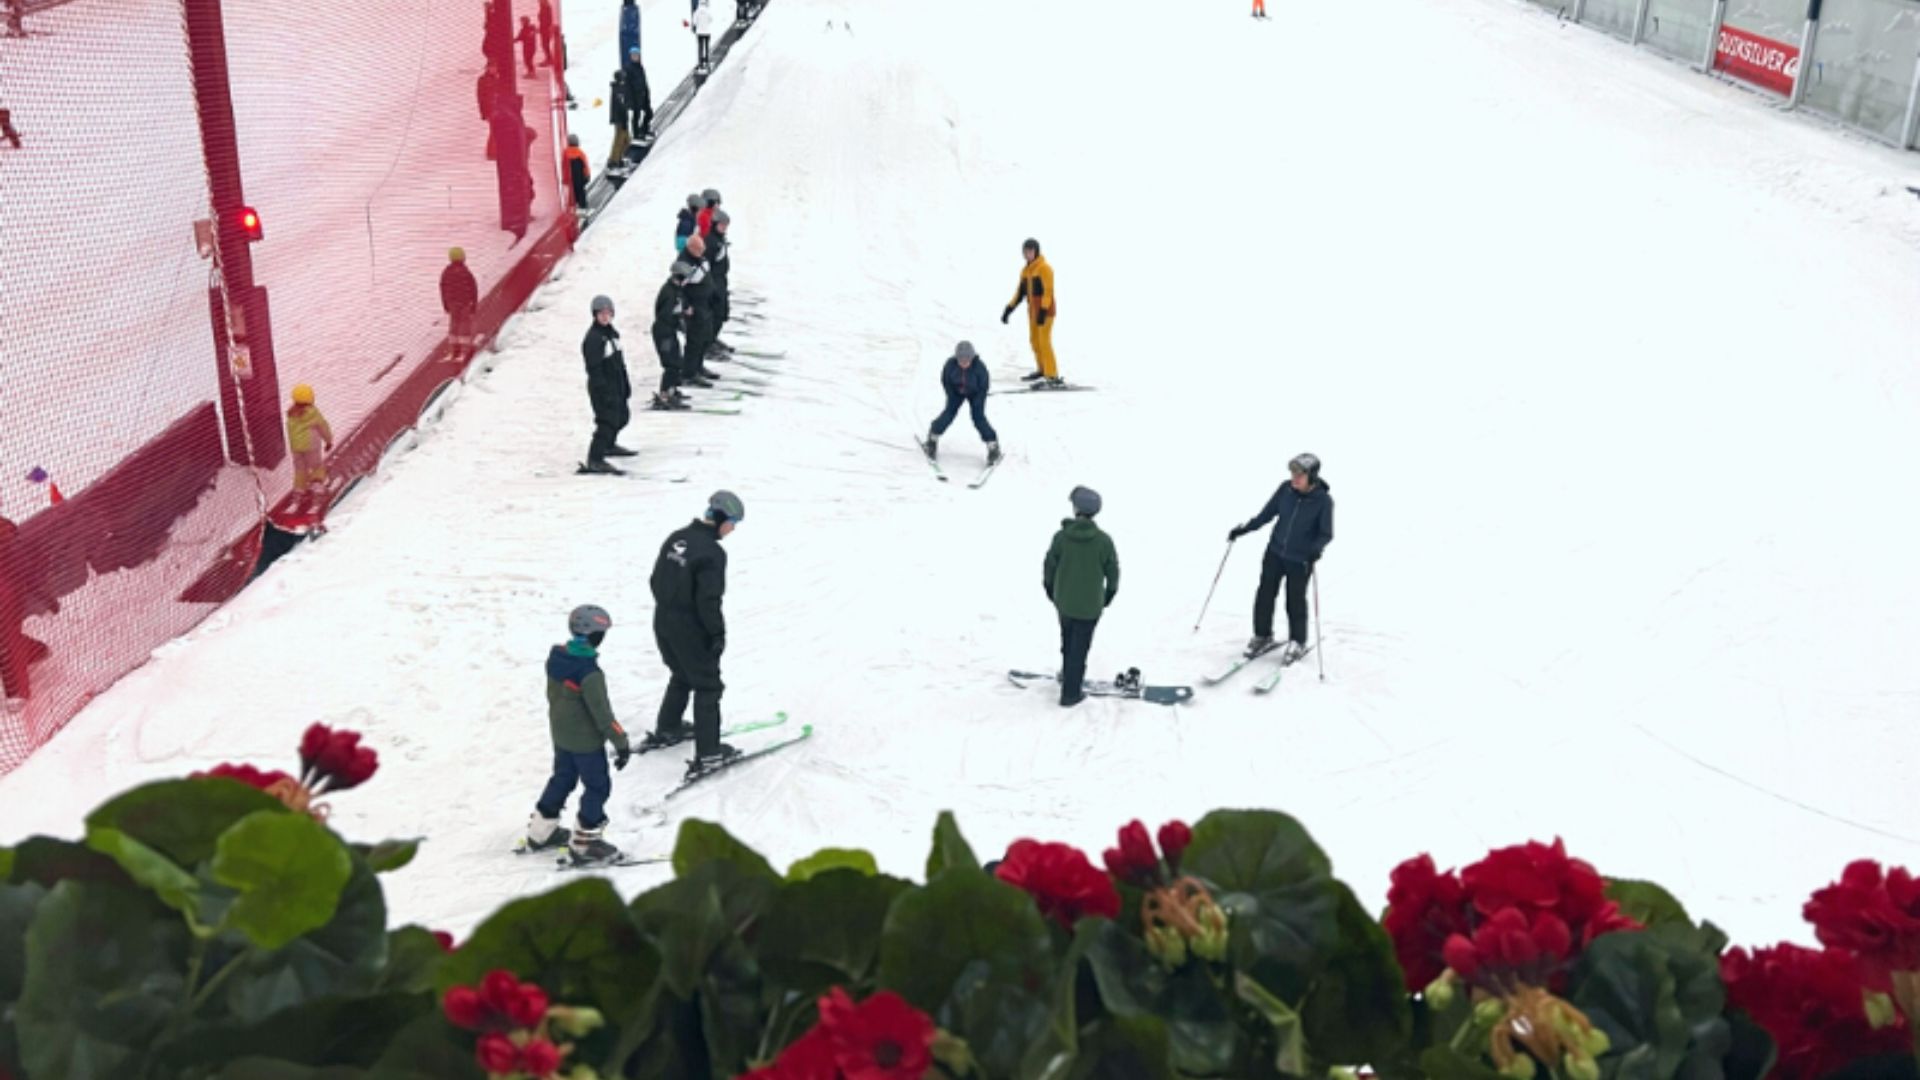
[182,0,285,468]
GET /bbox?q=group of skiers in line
[577,188,735,473]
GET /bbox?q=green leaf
[157,991,432,1071]
[1723,1007,1778,1080]
[0,845,12,878]
[212,811,354,950]
[1234,972,1308,1076]
[15,880,190,1080]
[87,777,286,866]
[926,810,980,880]
[756,868,911,991]
[85,824,204,925]
[1606,878,1694,930]
[629,868,733,998]
[1418,1046,1507,1080]
[877,868,1056,1078]
[1299,882,1413,1068]
[1060,1015,1179,1080]
[367,1009,488,1079]
[0,880,46,1001]
[1179,809,1340,1001]
[441,876,658,1064]
[672,818,778,881]
[379,925,450,994]
[786,846,878,881]
[1571,923,1731,1079]
[7,835,131,887]
[221,852,390,1023]
[354,838,422,874]
[1077,918,1239,1075]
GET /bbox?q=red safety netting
[0,0,576,773]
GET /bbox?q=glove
[711,635,725,659]
[1037,308,1049,326]
[1227,524,1249,542]
[1000,306,1013,325]
[613,745,631,770]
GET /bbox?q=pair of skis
[919,439,1000,488]
[1203,642,1315,694]
[988,381,1095,396]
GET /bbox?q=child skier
[921,341,1001,466]
[675,192,700,252]
[564,134,590,213]
[516,16,537,76]
[1043,486,1119,707]
[440,247,480,359]
[526,604,632,866]
[285,384,334,493]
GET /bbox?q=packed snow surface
[5,0,1920,948]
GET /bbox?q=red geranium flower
[300,722,380,792]
[1722,943,1908,1080]
[1460,838,1638,947]
[480,970,521,1014]
[518,1037,563,1078]
[299,722,332,774]
[194,762,295,791]
[507,983,550,1028]
[1383,854,1472,991]
[442,985,490,1030]
[1804,860,1920,974]
[1102,820,1159,886]
[1157,820,1193,870]
[816,987,937,1080]
[1442,907,1572,993]
[474,1032,519,1074]
[432,930,457,952]
[737,1025,840,1080]
[996,839,1121,927]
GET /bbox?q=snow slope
[5,0,1920,950]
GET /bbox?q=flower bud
[1578,1024,1611,1058]
[1561,1053,1601,1080]
[1423,971,1457,1011]
[565,1067,602,1080]
[1865,990,1899,1029]
[550,1006,607,1038]
[1498,1054,1537,1080]
[1192,906,1230,963]
[1473,998,1508,1027]
[1146,925,1189,969]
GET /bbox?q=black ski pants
[931,390,997,443]
[698,34,711,65]
[1253,554,1311,645]
[654,612,724,754]
[653,331,684,393]
[684,315,717,374]
[630,100,653,139]
[1058,614,1099,705]
[588,395,629,462]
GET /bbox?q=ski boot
[921,433,939,461]
[1280,641,1307,664]
[1042,377,1067,390]
[696,367,723,381]
[580,458,626,475]
[684,375,715,389]
[606,444,639,458]
[1021,371,1046,382]
[640,723,694,753]
[568,823,621,867]
[685,743,742,781]
[1114,668,1142,695]
[986,441,1002,466]
[523,813,569,852]
[1245,635,1277,659]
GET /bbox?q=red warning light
[238,207,263,242]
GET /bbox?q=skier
[691,0,714,70]
[1043,486,1119,707]
[921,341,1001,466]
[580,295,635,473]
[440,247,480,358]
[526,604,632,866]
[705,209,733,355]
[563,134,590,212]
[537,0,556,63]
[1226,453,1333,660]
[674,192,701,252]
[624,46,654,140]
[285,384,335,494]
[679,235,720,383]
[619,0,641,64]
[516,16,538,77]
[696,188,722,236]
[1001,238,1061,387]
[607,70,632,170]
[646,491,746,778]
[650,261,696,410]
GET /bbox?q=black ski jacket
[651,521,727,638]
[707,232,730,292]
[581,322,631,407]
[625,59,652,109]
[1244,480,1334,564]
[681,270,719,331]
[652,280,686,342]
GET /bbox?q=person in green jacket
[1043,486,1119,707]
[527,604,632,865]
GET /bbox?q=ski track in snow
[5,0,1920,949]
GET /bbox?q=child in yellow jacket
[286,384,334,491]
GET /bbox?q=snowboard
[1007,669,1194,706]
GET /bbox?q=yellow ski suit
[1009,254,1058,379]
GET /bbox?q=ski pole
[1192,543,1234,632]
[1312,568,1326,682]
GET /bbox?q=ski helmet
[669,260,695,282]
[1022,237,1041,255]
[1288,453,1321,481]
[711,208,730,227]
[629,45,641,57]
[687,193,703,210]
[448,246,466,263]
[954,340,977,360]
[568,604,612,637]
[591,295,615,316]
[567,133,580,147]
[706,489,745,524]
[291,383,315,406]
[1070,485,1101,517]
[701,188,722,205]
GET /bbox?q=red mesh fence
[0,0,576,773]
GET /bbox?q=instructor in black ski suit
[679,233,720,383]
[1227,452,1333,660]
[650,261,694,409]
[647,490,745,777]
[704,208,732,356]
[581,295,634,473]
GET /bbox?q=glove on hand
[1000,306,1013,324]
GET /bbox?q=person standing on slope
[647,491,746,778]
[515,16,538,77]
[440,247,480,359]
[696,188,722,236]
[1001,237,1061,387]
[921,340,1001,466]
[705,208,734,355]
[650,260,695,410]
[624,46,654,141]
[581,295,635,473]
[675,192,701,252]
[563,133,590,213]
[526,604,632,866]
[691,0,714,70]
[679,234,721,384]
[1227,453,1333,660]
[619,0,641,65]
[1044,486,1119,707]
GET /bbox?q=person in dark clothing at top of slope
[440,247,480,359]
[1228,452,1333,661]
[624,46,654,140]
[650,260,695,411]
[516,16,538,77]
[619,0,641,64]
[921,340,1000,466]
[607,70,633,169]
[647,490,745,778]
[580,295,635,473]
[1044,486,1119,708]
[526,603,632,866]
[675,193,700,252]
[537,0,556,64]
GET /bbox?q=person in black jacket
[580,295,634,473]
[607,70,631,169]
[1228,453,1333,660]
[679,235,720,384]
[624,47,653,140]
[650,261,694,410]
[646,490,745,776]
[704,209,733,356]
[921,341,1000,465]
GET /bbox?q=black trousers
[655,613,724,754]
[1058,615,1099,704]
[654,332,683,393]
[1253,554,1311,644]
[698,35,711,64]
[630,102,653,139]
[588,399,629,461]
[684,317,716,373]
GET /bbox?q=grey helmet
[954,340,977,360]
[1288,453,1321,481]
[567,133,580,147]
[711,208,731,227]
[669,260,696,282]
[1070,485,1101,517]
[701,187,722,206]
[706,489,745,524]
[687,192,703,210]
[568,604,612,637]
[1022,237,1041,254]
[591,295,615,316]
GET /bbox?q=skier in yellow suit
[1001,237,1062,387]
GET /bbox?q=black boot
[605,444,638,457]
[579,458,625,475]
[641,723,695,751]
[685,743,742,779]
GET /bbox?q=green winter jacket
[1044,517,1119,621]
[545,641,630,754]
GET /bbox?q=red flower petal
[432,930,456,952]
[996,839,1121,928]
[1157,820,1193,868]
[442,985,488,1030]
[518,1037,563,1077]
[480,969,522,1014]
[815,988,937,1080]
[507,983,550,1028]
[1441,932,1481,979]
[474,1032,519,1074]
[1723,943,1909,1080]
[299,722,331,772]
